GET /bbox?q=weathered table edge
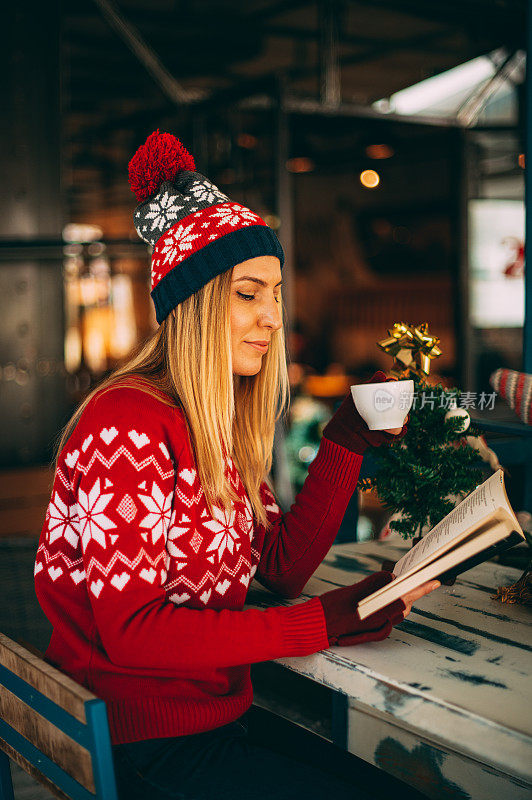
[273,643,532,784]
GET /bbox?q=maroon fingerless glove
[322,370,409,455]
[318,571,405,647]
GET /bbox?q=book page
[393,470,509,579]
[357,519,514,620]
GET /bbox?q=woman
[35,131,438,800]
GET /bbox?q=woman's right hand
[321,371,409,455]
[398,579,440,619]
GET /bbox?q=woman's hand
[382,375,409,435]
[319,572,441,648]
[398,579,440,619]
[322,371,410,455]
[383,420,408,435]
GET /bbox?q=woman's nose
[260,297,282,330]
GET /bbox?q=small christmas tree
[358,323,486,541]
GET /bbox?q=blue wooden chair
[0,633,118,800]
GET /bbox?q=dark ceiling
[60,0,527,220]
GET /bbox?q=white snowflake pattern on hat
[160,222,201,265]
[189,179,228,204]
[210,204,260,227]
[145,192,184,232]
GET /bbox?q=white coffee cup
[351,379,414,431]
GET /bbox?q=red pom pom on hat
[128,130,196,202]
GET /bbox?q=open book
[357,469,524,621]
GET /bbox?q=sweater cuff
[308,437,363,489]
[279,597,330,655]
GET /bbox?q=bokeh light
[286,157,315,173]
[360,169,380,188]
[365,144,394,159]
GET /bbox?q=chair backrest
[0,633,117,800]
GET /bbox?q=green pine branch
[358,369,486,539]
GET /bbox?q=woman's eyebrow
[234,276,283,287]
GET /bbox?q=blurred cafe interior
[1,4,531,785]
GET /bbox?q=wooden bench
[0,634,118,800]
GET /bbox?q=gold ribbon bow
[377,322,442,378]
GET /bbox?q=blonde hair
[53,268,289,529]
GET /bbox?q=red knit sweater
[35,384,363,744]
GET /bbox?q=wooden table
[246,541,532,800]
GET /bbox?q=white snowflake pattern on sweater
[204,505,240,560]
[166,510,189,561]
[34,384,363,746]
[47,492,79,547]
[138,481,173,544]
[77,477,116,550]
[36,390,268,612]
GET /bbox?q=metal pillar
[524,0,531,510]
[274,79,295,328]
[525,1,532,374]
[273,79,296,510]
[1,2,68,467]
[456,131,483,392]
[454,130,473,390]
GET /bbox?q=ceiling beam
[245,0,313,22]
[319,0,341,107]
[351,0,526,44]
[91,0,202,103]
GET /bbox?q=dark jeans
[112,706,425,800]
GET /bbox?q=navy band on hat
[151,225,284,324]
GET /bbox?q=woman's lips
[245,342,269,353]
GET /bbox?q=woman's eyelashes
[236,291,281,303]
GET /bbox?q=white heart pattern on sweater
[179,469,196,486]
[129,430,150,449]
[100,427,118,445]
[65,450,79,469]
[82,435,93,452]
[140,568,157,584]
[110,572,130,591]
[70,569,86,585]
[169,592,190,605]
[199,589,212,604]
[48,566,63,581]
